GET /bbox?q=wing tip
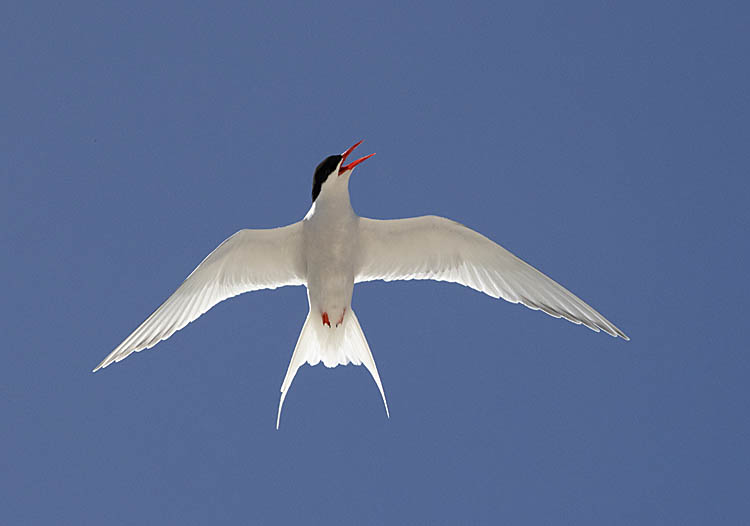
[604,325,630,341]
[92,361,106,373]
[595,322,630,341]
[93,351,119,372]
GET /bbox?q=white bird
[94,141,629,428]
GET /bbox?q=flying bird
[94,141,629,427]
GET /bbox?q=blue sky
[2,1,748,524]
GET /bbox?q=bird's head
[311,140,375,202]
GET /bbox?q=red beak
[339,140,375,174]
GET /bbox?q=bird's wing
[94,222,307,371]
[356,216,628,340]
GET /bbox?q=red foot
[336,308,346,327]
[321,312,331,327]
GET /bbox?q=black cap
[311,155,341,202]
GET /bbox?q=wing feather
[94,222,306,371]
[356,216,628,340]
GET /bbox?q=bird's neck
[306,181,354,220]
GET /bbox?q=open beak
[339,140,375,175]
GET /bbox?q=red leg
[321,312,331,327]
[336,308,346,327]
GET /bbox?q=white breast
[303,195,359,318]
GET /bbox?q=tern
[94,140,629,427]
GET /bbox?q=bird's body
[304,183,358,333]
[95,141,628,428]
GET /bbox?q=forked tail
[277,308,389,428]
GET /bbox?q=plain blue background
[2,1,748,524]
